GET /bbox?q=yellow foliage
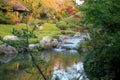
[6,12,18,24]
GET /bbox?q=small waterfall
[51,34,89,80]
[53,35,84,53]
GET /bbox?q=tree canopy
[0,0,18,24]
[79,0,120,80]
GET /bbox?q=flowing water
[0,34,89,80]
[50,35,88,80]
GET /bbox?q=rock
[83,33,91,40]
[3,35,19,40]
[40,36,52,49]
[0,43,18,55]
[86,33,91,40]
[74,32,81,37]
[38,26,43,30]
[52,39,59,47]
[58,35,70,42]
[29,44,39,49]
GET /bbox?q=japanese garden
[0,0,120,80]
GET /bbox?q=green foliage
[66,23,76,29]
[0,24,27,37]
[56,21,67,30]
[61,29,75,35]
[78,0,120,80]
[4,40,27,52]
[0,24,37,52]
[12,26,37,39]
[29,23,60,43]
[0,11,9,24]
[64,17,81,26]
[84,32,120,80]
[0,24,60,44]
[56,13,82,30]
[40,11,47,18]
[55,12,64,21]
[10,25,37,52]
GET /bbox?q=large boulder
[0,43,18,55]
[3,35,19,41]
[52,39,59,48]
[40,36,52,49]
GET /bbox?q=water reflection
[41,50,88,80]
[0,54,17,63]
[0,34,89,80]
[0,50,88,80]
[52,62,88,80]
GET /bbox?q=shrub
[4,40,27,52]
[56,21,67,30]
[55,12,63,21]
[61,30,75,35]
[66,23,76,29]
[40,11,47,18]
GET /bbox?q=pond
[0,34,89,80]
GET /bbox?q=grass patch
[0,24,27,44]
[29,23,60,43]
[0,24,27,37]
[0,23,60,44]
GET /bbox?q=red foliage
[63,6,77,15]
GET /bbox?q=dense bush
[55,12,64,21]
[56,14,82,30]
[4,40,28,52]
[60,30,75,35]
[0,11,9,24]
[78,0,120,80]
[83,32,120,80]
[64,17,81,25]
[66,23,76,29]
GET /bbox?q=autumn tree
[0,0,17,24]
[17,0,41,18]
